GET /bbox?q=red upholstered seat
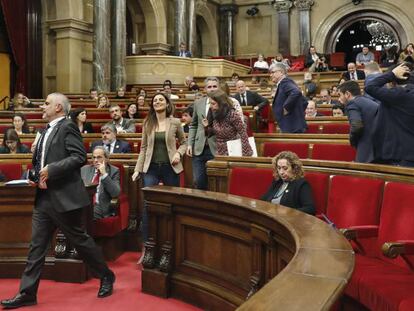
[399,297,414,311]
[228,167,273,200]
[306,123,321,133]
[304,172,329,216]
[322,123,350,134]
[318,110,332,116]
[326,175,383,229]
[21,141,32,150]
[263,142,308,158]
[86,113,111,119]
[311,144,356,161]
[92,124,102,132]
[0,163,23,180]
[135,124,142,133]
[0,125,9,133]
[329,52,346,69]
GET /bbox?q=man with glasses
[91,124,131,154]
[186,76,218,189]
[269,63,307,133]
[81,146,121,219]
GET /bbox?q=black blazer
[261,178,315,215]
[81,122,94,134]
[233,90,268,110]
[33,118,90,212]
[342,70,366,81]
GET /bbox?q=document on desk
[226,137,257,157]
[4,180,30,186]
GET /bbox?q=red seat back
[262,142,309,158]
[312,144,356,161]
[322,123,350,134]
[304,172,330,216]
[326,175,383,229]
[377,182,414,270]
[0,163,23,180]
[306,123,321,133]
[228,167,274,200]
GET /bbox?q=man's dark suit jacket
[365,71,414,163]
[305,53,322,68]
[342,70,366,81]
[261,178,315,215]
[90,139,131,153]
[36,118,90,212]
[175,50,192,57]
[81,164,120,218]
[233,90,268,110]
[272,77,307,133]
[345,96,378,163]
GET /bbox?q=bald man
[233,80,268,111]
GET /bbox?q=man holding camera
[365,63,414,167]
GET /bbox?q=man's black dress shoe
[1,293,37,309]
[98,271,115,298]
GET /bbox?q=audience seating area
[207,156,414,311]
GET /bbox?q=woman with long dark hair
[124,103,140,119]
[132,93,186,259]
[69,108,94,133]
[10,113,30,134]
[202,89,252,156]
[0,129,30,154]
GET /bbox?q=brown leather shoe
[1,293,37,309]
[97,271,115,298]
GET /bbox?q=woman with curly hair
[97,94,110,109]
[261,151,315,215]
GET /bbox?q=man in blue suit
[338,81,378,163]
[365,63,414,167]
[91,124,131,154]
[176,42,192,58]
[269,63,307,133]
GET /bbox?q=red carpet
[0,252,201,311]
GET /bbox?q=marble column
[219,4,238,57]
[111,0,126,91]
[175,0,187,53]
[188,0,196,56]
[294,0,314,54]
[273,0,293,56]
[93,0,111,92]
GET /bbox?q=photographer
[365,63,414,167]
[309,56,329,72]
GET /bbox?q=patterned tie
[34,124,50,182]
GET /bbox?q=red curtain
[0,0,28,94]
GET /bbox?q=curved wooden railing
[141,186,354,311]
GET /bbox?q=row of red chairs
[227,166,414,311]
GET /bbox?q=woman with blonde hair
[261,151,315,215]
[97,94,110,108]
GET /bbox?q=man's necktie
[241,94,246,106]
[92,170,100,204]
[106,144,111,154]
[34,124,50,182]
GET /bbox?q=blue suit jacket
[272,77,307,133]
[176,50,192,57]
[91,139,131,153]
[365,71,414,162]
[345,96,378,163]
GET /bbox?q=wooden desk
[0,185,95,283]
[141,186,354,310]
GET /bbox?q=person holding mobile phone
[81,145,121,219]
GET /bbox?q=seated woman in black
[69,107,94,133]
[261,151,315,215]
[0,129,31,154]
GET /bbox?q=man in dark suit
[91,124,131,154]
[365,63,414,167]
[315,89,340,106]
[342,62,366,81]
[176,42,192,58]
[233,80,268,111]
[305,100,324,118]
[108,104,135,133]
[305,46,322,68]
[270,63,307,133]
[1,93,115,309]
[338,81,379,163]
[81,146,120,219]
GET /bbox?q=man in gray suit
[1,93,115,309]
[186,76,218,189]
[81,146,121,219]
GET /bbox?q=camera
[28,169,39,183]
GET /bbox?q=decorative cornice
[47,18,92,33]
[294,0,314,10]
[273,0,293,13]
[219,4,238,14]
